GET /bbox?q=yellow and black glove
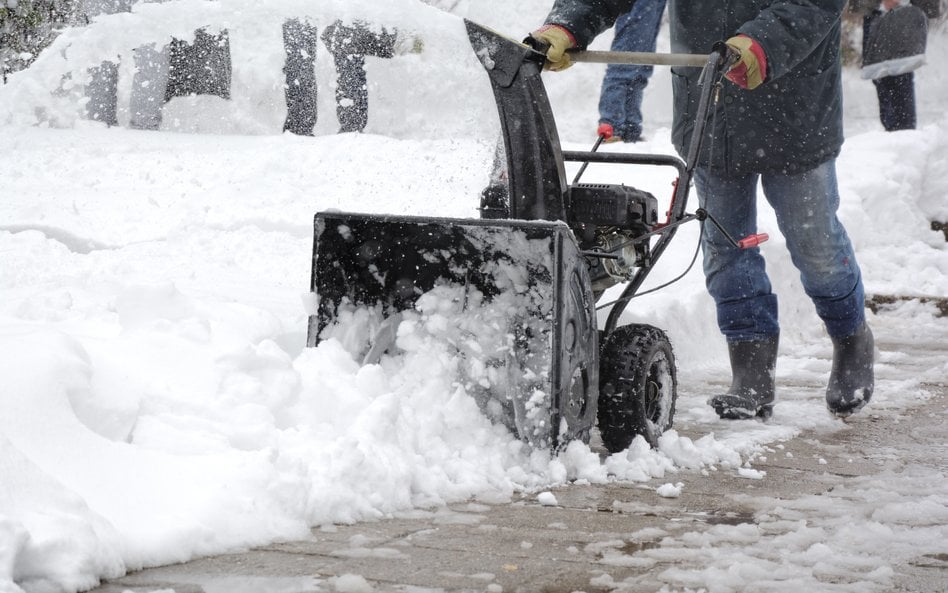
[724,35,767,90]
[528,25,576,72]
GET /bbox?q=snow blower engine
[306,22,751,453]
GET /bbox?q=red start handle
[738,233,769,249]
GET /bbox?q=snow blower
[306,21,765,452]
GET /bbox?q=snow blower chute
[307,22,754,452]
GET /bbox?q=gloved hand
[724,35,767,90]
[528,25,576,71]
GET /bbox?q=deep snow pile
[1,1,947,592]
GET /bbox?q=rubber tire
[597,324,678,452]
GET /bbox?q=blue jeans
[694,161,866,342]
[597,0,667,141]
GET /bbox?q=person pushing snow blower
[529,0,875,420]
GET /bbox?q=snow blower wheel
[598,324,678,451]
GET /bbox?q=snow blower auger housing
[307,21,733,453]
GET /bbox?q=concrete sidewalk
[88,385,946,593]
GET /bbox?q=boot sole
[711,402,773,421]
[826,386,873,419]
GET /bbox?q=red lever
[738,233,769,249]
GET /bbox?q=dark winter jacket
[545,0,847,176]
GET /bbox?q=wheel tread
[597,324,678,452]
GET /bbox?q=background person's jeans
[694,161,866,342]
[597,0,666,141]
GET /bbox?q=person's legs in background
[596,0,666,142]
[862,12,918,132]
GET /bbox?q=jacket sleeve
[736,0,846,81]
[543,0,637,48]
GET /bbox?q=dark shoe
[709,335,779,420]
[826,323,875,418]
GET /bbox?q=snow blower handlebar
[567,43,743,69]
[566,49,709,68]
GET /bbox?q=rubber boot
[709,335,779,420]
[825,323,875,418]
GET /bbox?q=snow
[0,1,946,592]
[655,482,683,498]
[537,491,558,506]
